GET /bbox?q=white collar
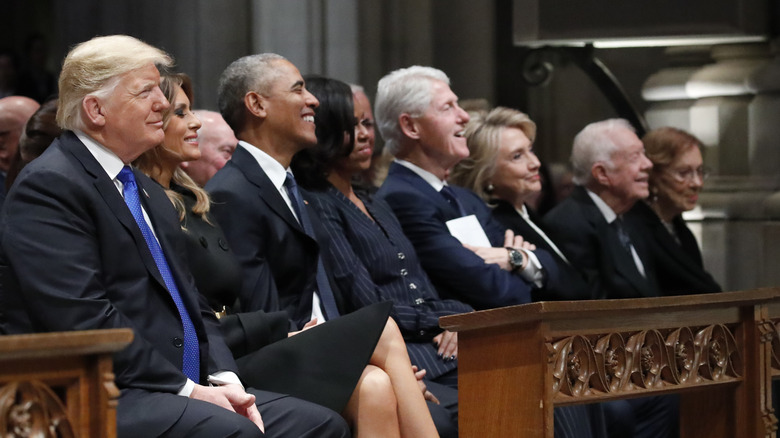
[395,158,446,192]
[238,141,291,191]
[586,188,618,223]
[74,130,126,181]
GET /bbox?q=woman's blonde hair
[450,106,536,203]
[134,73,211,225]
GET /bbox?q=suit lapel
[388,162,461,220]
[62,133,168,289]
[231,147,307,236]
[573,187,655,297]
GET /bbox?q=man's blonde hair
[57,35,172,131]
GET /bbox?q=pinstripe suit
[309,185,473,380]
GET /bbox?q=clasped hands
[190,383,265,432]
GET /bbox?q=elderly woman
[450,107,590,301]
[135,73,438,438]
[626,127,721,295]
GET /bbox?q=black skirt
[236,301,392,413]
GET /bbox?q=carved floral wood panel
[550,324,741,401]
[0,381,75,438]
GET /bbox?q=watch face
[509,249,523,268]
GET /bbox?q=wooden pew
[440,288,780,438]
[0,329,133,437]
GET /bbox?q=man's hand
[504,229,536,252]
[412,366,440,404]
[463,244,514,270]
[464,230,536,271]
[433,330,458,361]
[190,383,265,432]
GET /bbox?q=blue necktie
[283,172,341,319]
[440,185,466,217]
[116,166,200,382]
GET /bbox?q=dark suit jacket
[206,146,344,327]
[0,131,238,437]
[491,200,591,301]
[626,201,721,296]
[377,162,559,309]
[543,186,659,300]
[309,185,472,379]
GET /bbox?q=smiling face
[603,127,653,207]
[491,127,541,207]
[414,80,470,171]
[98,63,169,161]
[162,85,202,163]
[654,145,704,217]
[261,60,319,154]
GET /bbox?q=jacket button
[199,236,208,248]
[218,238,229,251]
[397,252,405,260]
[409,283,417,290]
[173,337,184,348]
[414,298,425,305]
[400,268,408,276]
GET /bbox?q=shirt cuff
[208,371,243,388]
[178,379,195,397]
[177,371,244,398]
[519,249,545,287]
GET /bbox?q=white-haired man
[374,65,605,438]
[544,119,676,438]
[544,118,658,300]
[0,35,348,438]
[375,66,559,310]
[180,110,237,186]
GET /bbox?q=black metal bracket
[521,44,649,137]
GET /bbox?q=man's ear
[398,113,421,140]
[592,163,610,186]
[82,95,106,127]
[245,91,267,120]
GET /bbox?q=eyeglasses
[667,166,709,182]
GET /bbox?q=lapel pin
[304,200,309,205]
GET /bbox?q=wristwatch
[506,247,525,271]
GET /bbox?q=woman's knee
[359,365,397,411]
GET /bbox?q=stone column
[642,41,780,290]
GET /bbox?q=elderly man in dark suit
[0,35,348,438]
[374,66,564,310]
[543,118,659,300]
[373,65,605,438]
[544,119,676,438]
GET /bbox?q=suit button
[400,268,408,276]
[409,283,417,290]
[173,337,184,348]
[397,252,405,260]
[414,298,424,305]
[199,236,208,248]
[218,238,229,251]
[419,330,425,336]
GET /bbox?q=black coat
[626,201,721,296]
[543,186,660,300]
[491,200,592,301]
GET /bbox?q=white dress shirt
[239,141,326,323]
